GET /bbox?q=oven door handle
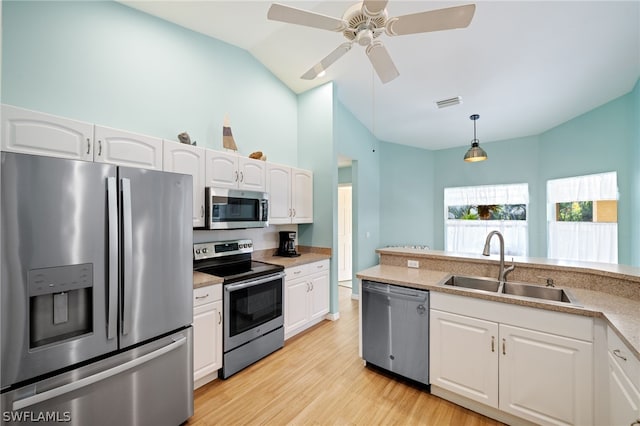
[225,272,285,292]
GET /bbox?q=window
[547,172,618,263]
[444,183,529,256]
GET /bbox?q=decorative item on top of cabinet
[193,284,222,389]
[94,125,163,170]
[284,259,329,339]
[222,114,238,151]
[177,131,196,146]
[205,150,266,191]
[163,141,206,227]
[1,104,94,161]
[267,163,313,224]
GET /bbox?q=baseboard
[325,312,340,321]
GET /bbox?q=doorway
[338,184,353,288]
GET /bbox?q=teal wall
[378,141,435,248]
[538,93,634,264]
[338,166,352,184]
[297,82,338,311]
[432,136,541,255]
[334,99,381,295]
[1,1,298,165]
[430,91,637,265]
[632,80,640,267]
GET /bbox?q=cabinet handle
[502,338,506,355]
[292,208,296,217]
[86,138,91,155]
[195,293,209,300]
[491,336,495,353]
[200,205,204,218]
[613,349,628,361]
[240,171,244,182]
[310,282,314,291]
[98,140,102,156]
[306,283,310,292]
[218,311,222,325]
[289,208,292,217]
[234,171,239,182]
[293,270,302,275]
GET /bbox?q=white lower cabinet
[193,284,222,389]
[284,259,329,339]
[607,326,640,426]
[430,293,594,426]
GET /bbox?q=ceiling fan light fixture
[464,114,487,162]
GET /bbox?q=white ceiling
[121,0,640,151]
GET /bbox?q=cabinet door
[94,125,163,170]
[430,310,499,407]
[292,168,313,223]
[238,157,266,191]
[205,150,238,189]
[266,163,292,224]
[499,324,593,426]
[1,104,94,161]
[608,352,640,426]
[285,277,309,337]
[309,270,329,321]
[193,300,222,384]
[163,141,206,227]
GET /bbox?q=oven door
[223,272,285,351]
[205,187,268,230]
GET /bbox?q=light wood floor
[188,287,503,425]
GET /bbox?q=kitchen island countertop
[357,263,640,360]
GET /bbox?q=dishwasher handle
[363,281,428,302]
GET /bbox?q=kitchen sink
[442,275,501,292]
[502,281,579,304]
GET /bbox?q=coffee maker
[277,231,300,257]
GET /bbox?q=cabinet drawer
[308,259,330,275]
[608,327,640,391]
[286,265,307,280]
[194,284,222,307]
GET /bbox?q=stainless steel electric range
[193,239,285,379]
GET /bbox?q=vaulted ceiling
[121,1,640,151]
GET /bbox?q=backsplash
[193,224,297,250]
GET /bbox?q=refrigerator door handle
[107,177,118,340]
[11,335,187,411]
[121,178,133,336]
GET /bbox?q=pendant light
[464,114,487,162]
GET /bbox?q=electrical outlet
[407,260,419,268]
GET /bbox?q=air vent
[436,96,462,109]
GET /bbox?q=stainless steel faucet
[482,231,515,282]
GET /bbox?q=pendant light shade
[464,114,487,162]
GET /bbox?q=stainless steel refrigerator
[1,152,194,425]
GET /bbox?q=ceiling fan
[267,1,476,84]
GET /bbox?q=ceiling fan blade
[386,4,476,36]
[301,42,353,80]
[268,3,346,32]
[365,41,399,84]
[362,0,388,17]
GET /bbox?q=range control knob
[195,249,201,254]
[202,248,208,253]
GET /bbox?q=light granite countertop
[192,251,331,289]
[357,264,640,360]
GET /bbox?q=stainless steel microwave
[205,187,269,229]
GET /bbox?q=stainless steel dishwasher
[362,280,429,386]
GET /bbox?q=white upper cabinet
[1,104,94,161]
[163,141,206,227]
[267,164,313,224]
[266,163,292,224]
[94,125,163,170]
[292,167,313,223]
[205,150,266,191]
